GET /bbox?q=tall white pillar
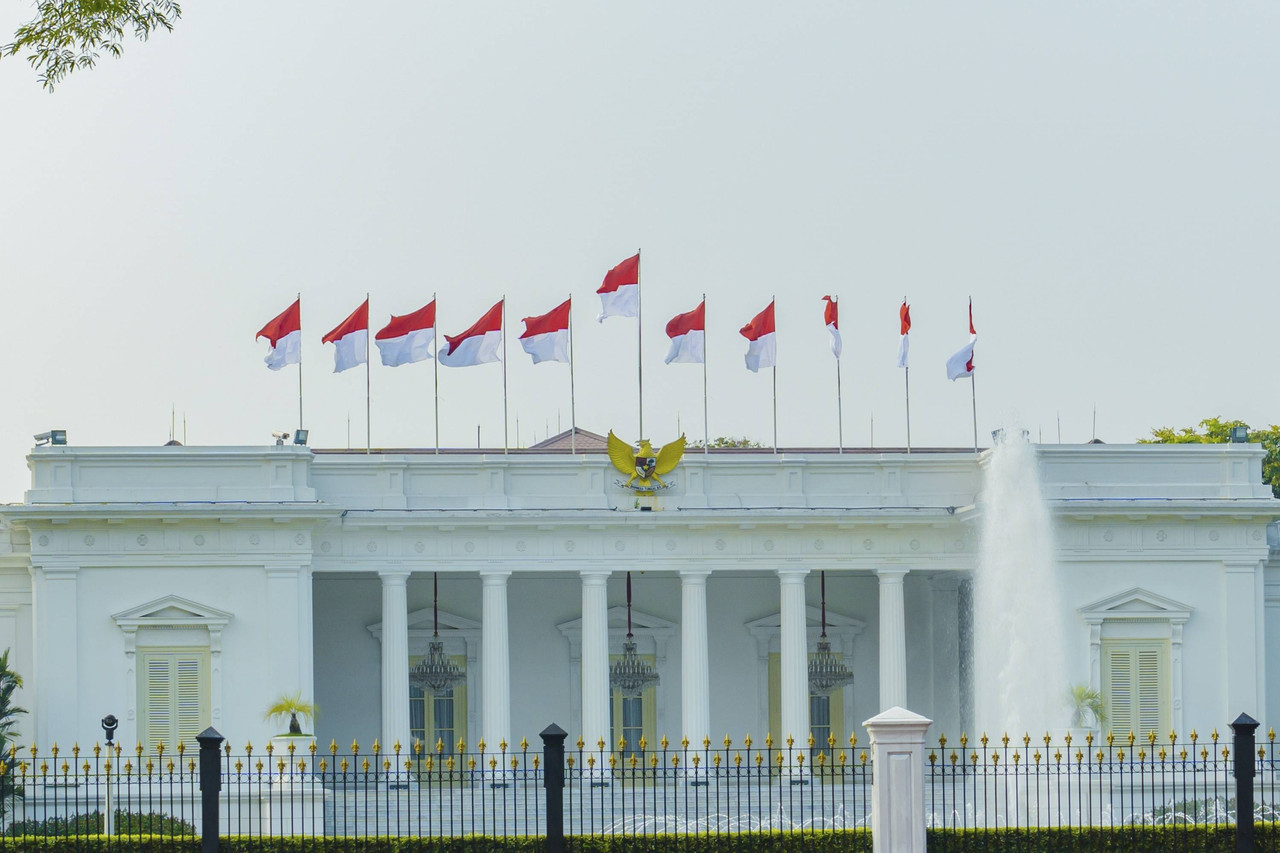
[480,570,511,748]
[580,569,612,749]
[680,569,711,744]
[777,568,810,753]
[877,568,909,712]
[379,570,411,753]
[1224,560,1263,720]
[32,565,78,748]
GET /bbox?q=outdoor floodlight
[293,429,309,446]
[1230,425,1249,443]
[34,430,67,447]
[101,714,118,744]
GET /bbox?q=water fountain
[972,429,1069,745]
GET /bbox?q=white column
[32,565,78,749]
[379,570,411,753]
[480,570,511,748]
[877,568,909,712]
[864,706,932,853]
[777,568,810,753]
[1223,560,1263,719]
[580,569,612,749]
[680,569,711,744]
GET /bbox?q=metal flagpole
[702,294,708,455]
[834,295,843,454]
[772,295,778,455]
[297,292,304,433]
[971,371,979,455]
[904,367,911,453]
[433,293,439,454]
[637,248,644,440]
[502,296,509,454]
[568,293,577,455]
[365,292,371,455]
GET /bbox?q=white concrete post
[680,569,711,745]
[864,706,933,853]
[877,568,909,711]
[777,568,810,765]
[480,570,511,749]
[379,570,411,754]
[580,569,612,750]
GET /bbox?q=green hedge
[926,824,1280,852]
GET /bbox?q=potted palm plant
[1066,684,1106,743]
[265,692,316,778]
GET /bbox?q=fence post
[541,723,568,853]
[1232,712,1259,853]
[864,706,932,853]
[196,726,225,853]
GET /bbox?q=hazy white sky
[1,2,1277,501]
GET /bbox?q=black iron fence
[0,715,1275,851]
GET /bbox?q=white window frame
[1079,587,1191,736]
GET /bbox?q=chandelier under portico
[808,571,854,695]
[609,572,660,697]
[410,572,466,696]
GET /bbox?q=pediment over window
[112,595,233,632]
[367,608,480,642]
[557,607,676,660]
[1078,588,1192,626]
[745,606,865,638]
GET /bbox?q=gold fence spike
[330,739,338,754]
[393,740,402,755]
[372,739,381,756]
[703,735,711,749]
[478,739,486,753]
[724,734,732,748]
[351,739,360,754]
[576,735,585,750]
[500,739,508,752]
[597,737,605,750]
[520,737,529,751]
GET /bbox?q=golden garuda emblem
[607,431,687,491]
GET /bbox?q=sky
[0,1,1277,502]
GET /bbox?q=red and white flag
[321,299,370,373]
[439,300,504,367]
[376,301,436,367]
[822,296,841,358]
[740,301,777,372]
[256,298,302,371]
[597,253,640,322]
[520,299,571,364]
[946,300,977,380]
[664,301,706,364]
[896,301,911,368]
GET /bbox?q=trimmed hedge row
[0,826,1277,852]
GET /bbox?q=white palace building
[0,431,1277,757]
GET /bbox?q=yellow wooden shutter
[1105,646,1135,738]
[1103,640,1169,741]
[140,649,209,753]
[144,655,174,750]
[1136,647,1164,740]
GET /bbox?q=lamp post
[100,715,118,836]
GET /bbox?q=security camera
[271,431,290,446]
[101,714,119,743]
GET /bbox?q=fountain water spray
[973,428,1069,738]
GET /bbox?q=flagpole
[568,293,578,455]
[637,248,644,440]
[771,295,778,455]
[971,373,979,455]
[296,292,304,433]
[835,295,843,454]
[365,292,371,455]
[904,366,912,453]
[701,293,708,456]
[433,292,439,455]
[502,295,509,455]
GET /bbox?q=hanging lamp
[808,571,854,695]
[609,571,661,697]
[410,572,466,696]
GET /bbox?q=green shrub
[926,824,1280,852]
[5,810,195,837]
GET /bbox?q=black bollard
[1231,713,1259,853]
[196,726,225,853]
[541,723,568,853]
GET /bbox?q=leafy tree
[690,436,764,449]
[2,0,181,91]
[1140,417,1280,497]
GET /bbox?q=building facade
[0,439,1275,757]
